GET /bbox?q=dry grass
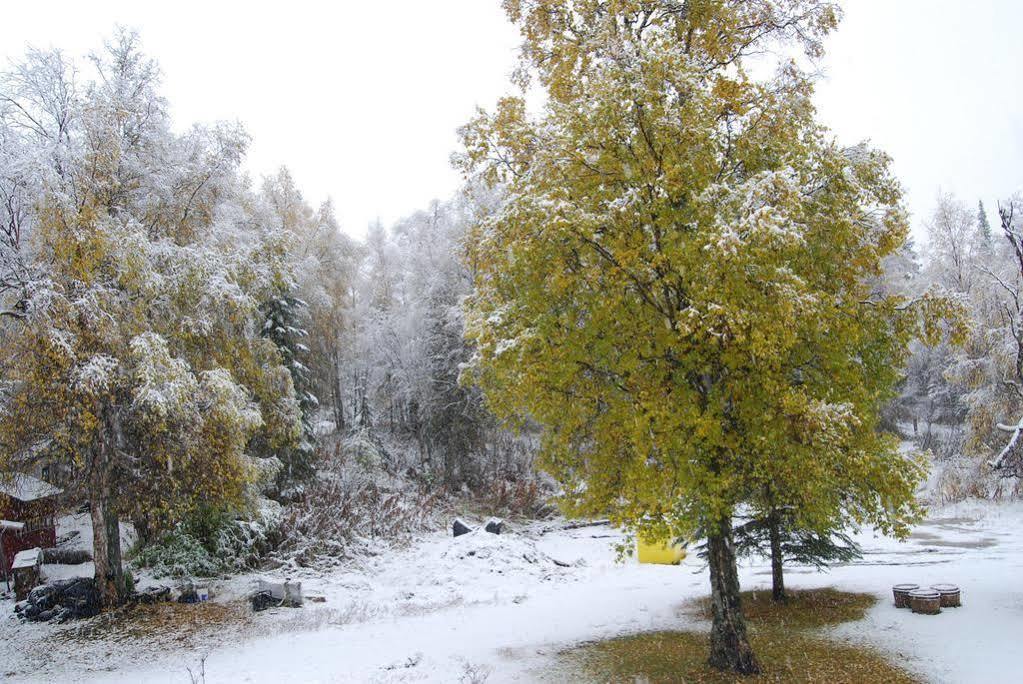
[560,588,921,683]
[52,601,251,649]
[690,587,876,630]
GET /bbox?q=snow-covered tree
[924,191,981,296]
[293,199,359,436]
[253,168,360,495]
[459,1,934,673]
[978,197,1023,477]
[978,200,992,245]
[331,187,517,488]
[0,32,301,606]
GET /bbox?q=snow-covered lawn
[2,501,1022,683]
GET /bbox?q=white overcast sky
[3,1,1021,240]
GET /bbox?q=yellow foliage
[460,0,928,543]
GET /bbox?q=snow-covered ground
[3,501,1022,683]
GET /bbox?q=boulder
[452,519,472,537]
[16,577,100,623]
[28,584,57,609]
[250,590,276,612]
[55,578,100,619]
[254,579,302,607]
[484,519,503,535]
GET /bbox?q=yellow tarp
[637,539,686,565]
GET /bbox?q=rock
[56,578,100,620]
[254,579,302,607]
[28,585,57,611]
[256,579,285,600]
[250,579,302,611]
[17,577,100,623]
[250,590,276,612]
[453,519,472,537]
[133,586,170,605]
[484,519,503,535]
[283,581,303,607]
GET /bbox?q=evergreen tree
[261,290,318,492]
[978,200,992,244]
[698,511,862,603]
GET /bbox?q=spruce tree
[698,511,862,603]
[261,290,318,493]
[978,200,992,243]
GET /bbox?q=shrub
[132,499,283,578]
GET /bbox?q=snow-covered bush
[132,499,283,578]
[470,477,556,519]
[273,442,440,567]
[930,455,1023,503]
[133,531,226,578]
[342,427,388,474]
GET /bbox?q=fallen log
[539,519,611,535]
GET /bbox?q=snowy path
[3,501,1023,683]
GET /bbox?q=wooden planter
[931,584,961,607]
[893,583,919,608]
[909,589,941,614]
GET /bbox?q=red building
[0,473,62,578]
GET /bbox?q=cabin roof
[0,473,62,502]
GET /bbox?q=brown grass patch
[52,600,251,650]
[690,587,877,630]
[560,588,920,683]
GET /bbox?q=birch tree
[0,32,300,606]
[460,1,927,673]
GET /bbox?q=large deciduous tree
[460,0,928,673]
[0,32,300,606]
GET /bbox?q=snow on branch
[990,418,1023,472]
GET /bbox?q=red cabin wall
[1,498,58,576]
[2,528,56,575]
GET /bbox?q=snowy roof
[11,547,41,570]
[0,473,63,502]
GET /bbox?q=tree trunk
[768,511,786,602]
[90,491,127,607]
[132,513,152,548]
[707,517,760,674]
[89,429,128,608]
[331,353,345,433]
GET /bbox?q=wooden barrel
[893,583,919,608]
[909,588,941,614]
[931,584,961,607]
